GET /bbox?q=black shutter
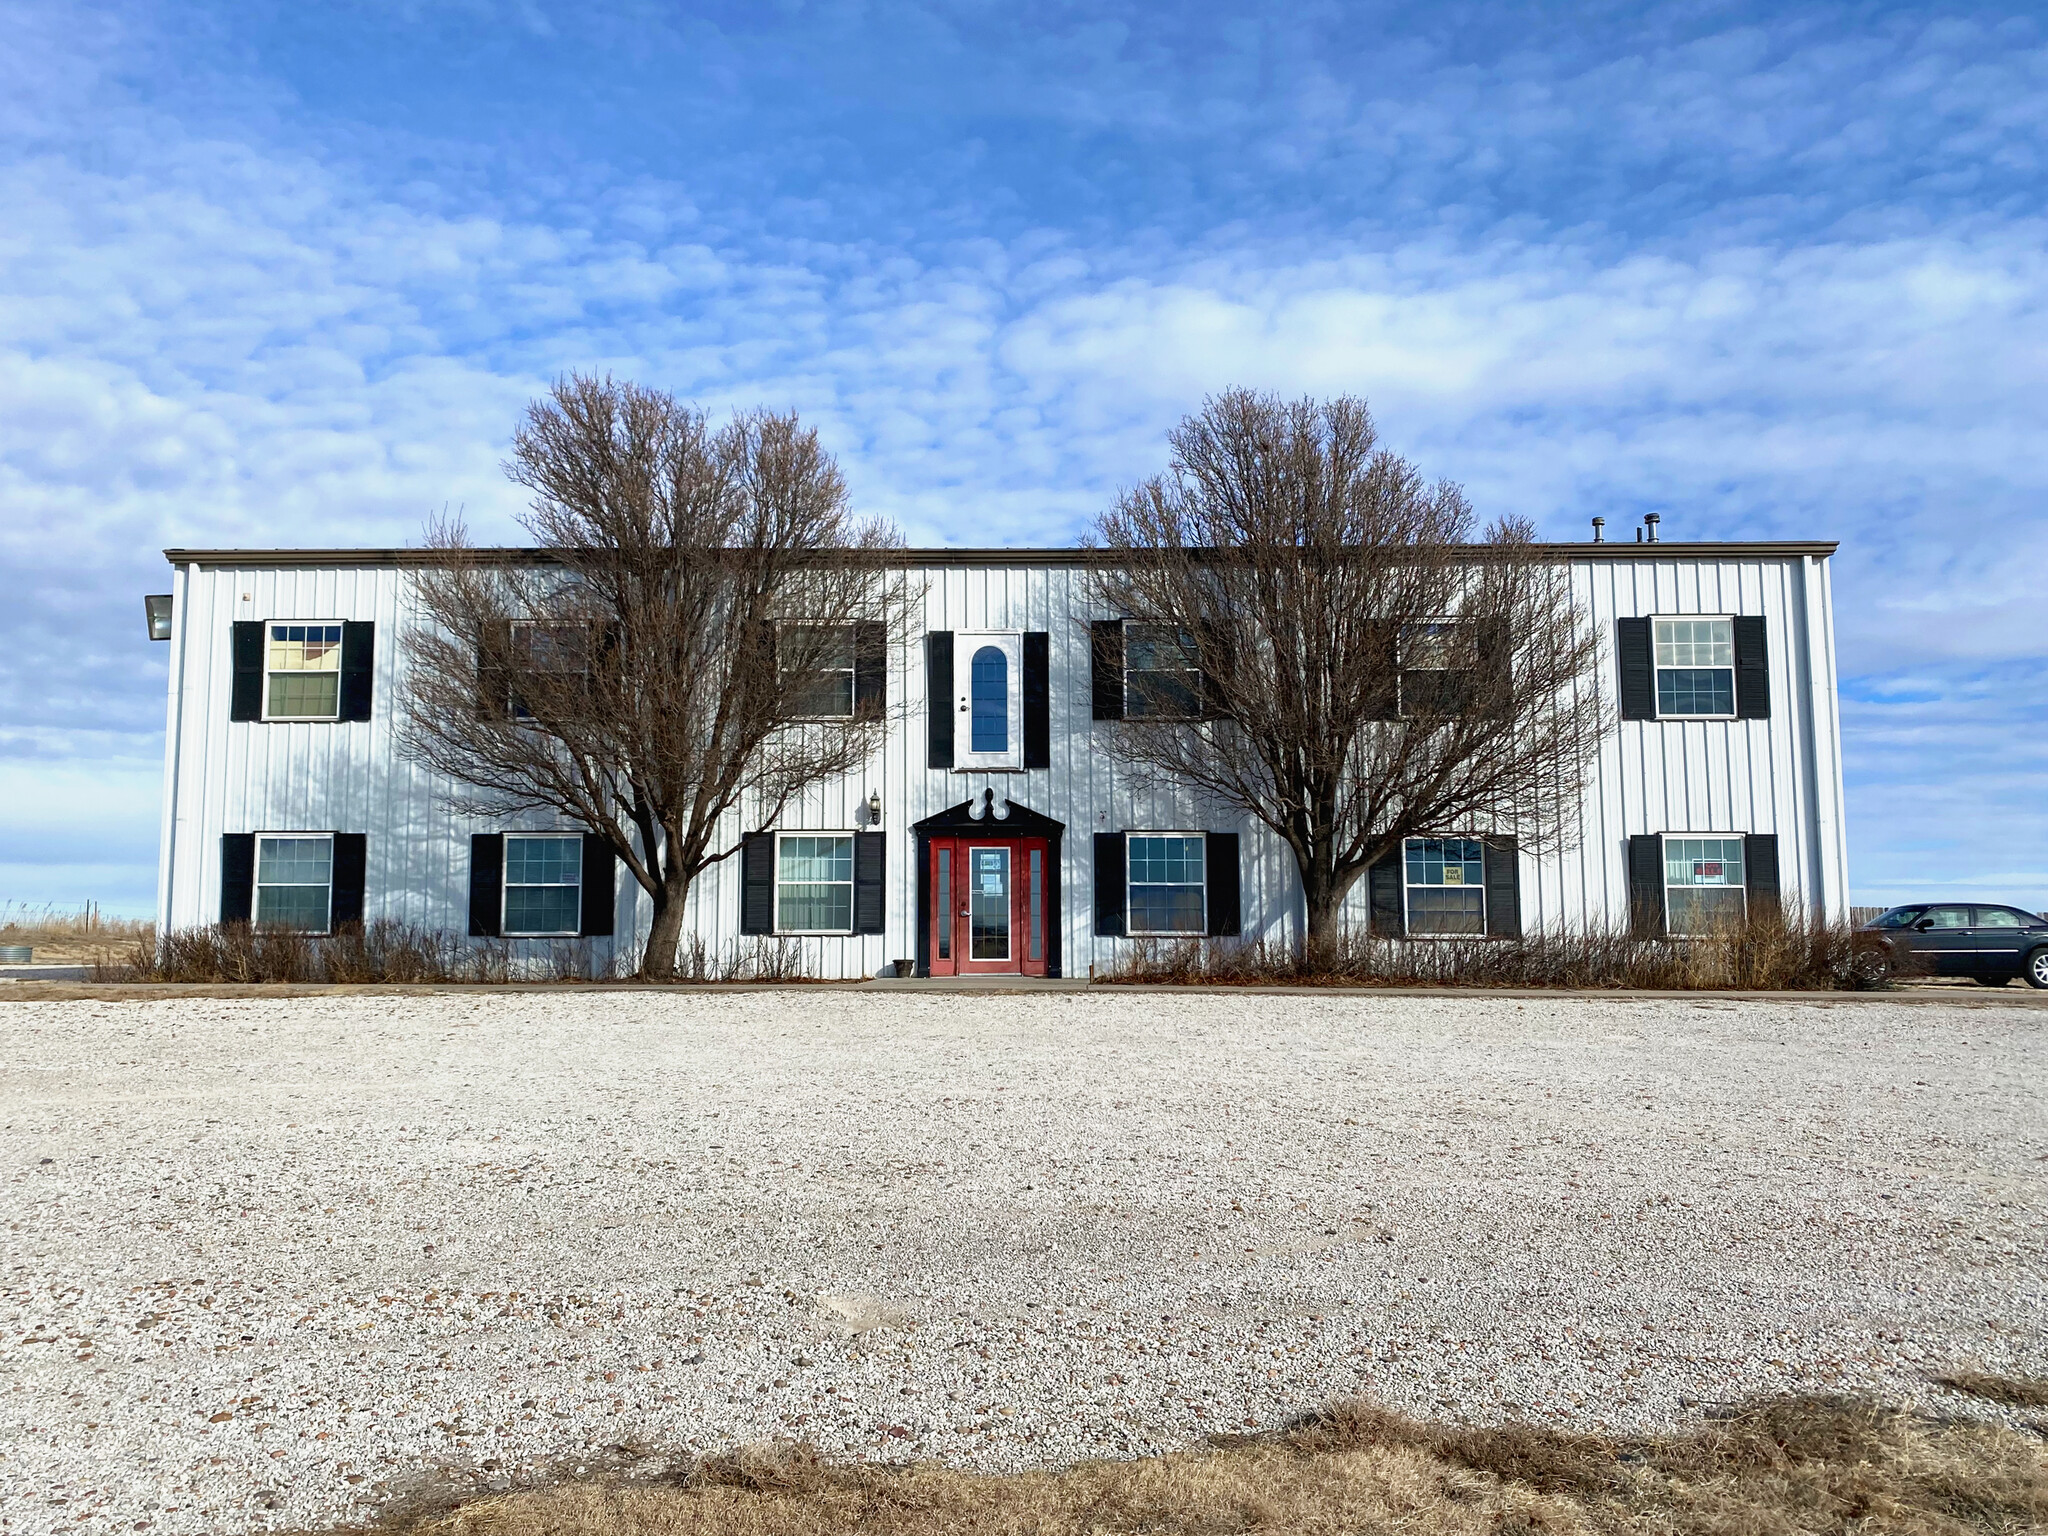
[468,833,504,937]
[854,831,886,934]
[1627,833,1665,938]
[330,833,367,929]
[1368,848,1405,936]
[1198,622,1229,720]
[339,623,375,722]
[854,621,886,720]
[580,833,617,937]
[1744,834,1780,923]
[1484,836,1520,938]
[1090,620,1124,720]
[220,833,255,923]
[230,621,264,722]
[1474,618,1511,719]
[740,831,775,935]
[1364,619,1401,720]
[1093,832,1126,937]
[476,620,511,721]
[926,632,954,769]
[1616,618,1655,720]
[1022,631,1050,768]
[1205,832,1241,936]
[1734,616,1770,719]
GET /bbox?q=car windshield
[1872,907,1924,928]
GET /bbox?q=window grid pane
[503,835,583,935]
[1656,669,1734,716]
[1653,618,1734,668]
[1125,625,1202,720]
[504,886,581,935]
[1128,835,1205,934]
[267,625,343,718]
[1403,837,1487,934]
[1664,836,1746,935]
[254,836,332,931]
[783,624,856,717]
[778,835,854,932]
[969,646,1009,751]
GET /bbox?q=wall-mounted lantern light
[867,789,883,826]
[144,594,174,642]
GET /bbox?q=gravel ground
[2,989,2043,1535]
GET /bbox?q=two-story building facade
[152,540,1848,977]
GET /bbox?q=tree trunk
[638,869,695,980]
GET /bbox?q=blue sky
[2,0,2044,917]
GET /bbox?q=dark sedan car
[1859,904,2048,987]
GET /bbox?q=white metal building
[152,540,1848,977]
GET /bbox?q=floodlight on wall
[144,594,174,641]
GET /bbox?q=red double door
[927,836,1052,976]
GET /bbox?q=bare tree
[1090,389,1608,952]
[400,375,908,978]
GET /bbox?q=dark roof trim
[165,540,1840,569]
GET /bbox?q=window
[1654,618,1734,717]
[255,835,333,930]
[510,621,592,721]
[1404,837,1486,934]
[1127,834,1205,934]
[1871,906,1925,929]
[970,646,1008,750]
[1125,624,1201,719]
[1977,907,2029,930]
[1400,622,1477,717]
[265,624,343,720]
[503,835,582,936]
[1663,836,1745,934]
[783,624,856,719]
[777,834,854,933]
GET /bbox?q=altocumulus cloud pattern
[1,0,2043,913]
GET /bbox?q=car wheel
[1848,944,1893,988]
[2026,947,2048,990]
[1973,975,2012,988]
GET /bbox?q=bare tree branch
[1089,389,1610,952]
[399,375,912,978]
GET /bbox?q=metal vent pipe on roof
[1591,517,1605,542]
[1644,513,1661,543]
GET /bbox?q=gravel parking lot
[2,988,2044,1535]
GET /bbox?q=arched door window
[970,645,1009,751]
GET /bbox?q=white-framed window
[509,620,593,721]
[781,623,857,719]
[1404,837,1486,935]
[1653,617,1735,718]
[953,630,1022,771]
[1400,621,1478,717]
[255,833,334,931]
[1124,623,1202,720]
[777,833,855,933]
[503,833,583,936]
[1127,833,1206,934]
[264,623,344,720]
[1663,835,1745,934]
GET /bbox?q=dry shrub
[315,1393,2047,1536]
[1934,1371,2048,1409]
[1107,911,1895,991]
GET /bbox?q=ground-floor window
[1127,833,1205,934]
[504,834,583,936]
[255,834,334,930]
[1404,837,1486,934]
[778,834,854,933]
[1663,835,1745,933]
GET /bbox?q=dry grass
[1937,1373,2048,1410]
[94,920,813,986]
[307,1394,2047,1536]
[0,900,154,964]
[1105,913,1898,992]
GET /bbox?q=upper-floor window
[510,621,593,721]
[1404,837,1485,934]
[1400,622,1478,718]
[266,624,343,720]
[783,624,857,719]
[970,645,1009,750]
[256,834,333,930]
[1124,625,1201,720]
[1654,618,1735,717]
